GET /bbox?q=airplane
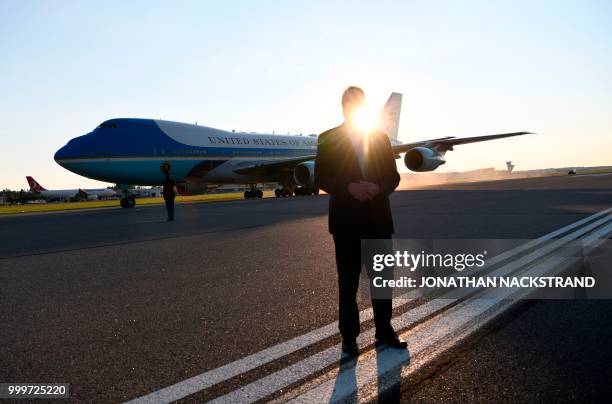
[26,176,116,201]
[54,92,530,208]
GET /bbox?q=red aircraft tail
[26,176,46,192]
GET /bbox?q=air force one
[54,93,530,208]
[26,176,116,200]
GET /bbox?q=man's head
[341,86,365,123]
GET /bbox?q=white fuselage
[38,188,116,200]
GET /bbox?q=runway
[1,174,611,402]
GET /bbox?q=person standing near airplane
[315,86,407,357]
[163,173,178,221]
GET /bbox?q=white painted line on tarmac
[213,250,561,403]
[583,220,612,245]
[210,299,454,404]
[126,207,612,403]
[292,222,612,402]
[292,254,583,402]
[211,211,612,403]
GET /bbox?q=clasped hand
[347,181,381,202]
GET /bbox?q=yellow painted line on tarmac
[0,191,274,216]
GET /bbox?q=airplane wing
[233,155,316,176]
[231,132,530,176]
[392,131,531,154]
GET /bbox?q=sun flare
[351,104,379,133]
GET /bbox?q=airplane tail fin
[26,176,46,192]
[378,92,402,141]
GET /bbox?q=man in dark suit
[162,173,177,221]
[315,86,407,357]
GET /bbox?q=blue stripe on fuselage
[59,159,215,185]
[55,118,315,160]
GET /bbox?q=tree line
[0,189,45,205]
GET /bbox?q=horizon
[1,0,611,190]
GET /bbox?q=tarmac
[1,174,611,402]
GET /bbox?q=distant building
[133,187,163,198]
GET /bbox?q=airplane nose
[54,145,68,164]
[54,133,88,165]
[54,142,77,167]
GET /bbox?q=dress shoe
[375,334,408,349]
[341,340,360,357]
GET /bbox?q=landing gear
[244,186,263,199]
[117,184,136,208]
[120,196,136,208]
[274,187,294,197]
[292,186,320,196]
[274,182,319,198]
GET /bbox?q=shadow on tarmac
[331,346,410,403]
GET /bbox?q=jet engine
[294,161,316,187]
[404,147,446,172]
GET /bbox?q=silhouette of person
[315,86,407,357]
[162,173,177,221]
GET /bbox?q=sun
[351,104,379,133]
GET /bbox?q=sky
[1,0,611,190]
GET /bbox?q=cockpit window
[97,122,118,129]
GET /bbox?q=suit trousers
[332,236,395,342]
[164,198,175,220]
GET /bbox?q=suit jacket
[315,122,400,238]
[162,178,176,200]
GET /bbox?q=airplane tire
[274,189,282,198]
[125,196,136,208]
[244,191,251,199]
[256,190,263,198]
